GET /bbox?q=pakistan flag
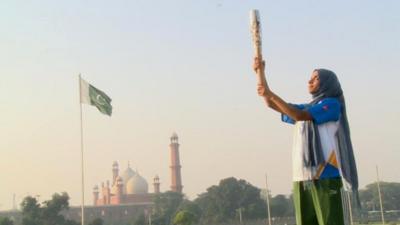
[80,77,112,116]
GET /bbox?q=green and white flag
[80,77,112,116]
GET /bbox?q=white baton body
[250,10,268,88]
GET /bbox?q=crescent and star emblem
[96,94,107,106]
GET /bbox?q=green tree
[261,191,294,217]
[132,213,145,225]
[173,210,196,225]
[21,196,41,225]
[177,200,201,222]
[88,218,103,225]
[359,182,400,211]
[21,193,78,225]
[152,191,184,225]
[0,217,14,225]
[194,177,266,223]
[41,192,71,225]
[64,220,79,225]
[269,195,291,217]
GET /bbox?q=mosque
[92,132,183,206]
[0,133,184,224]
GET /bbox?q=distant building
[93,132,183,206]
[0,133,184,225]
[93,161,155,206]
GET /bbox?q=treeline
[135,178,400,225]
[1,178,400,225]
[359,181,400,211]
[138,177,289,225]
[0,192,103,225]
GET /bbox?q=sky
[0,0,399,210]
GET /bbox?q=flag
[80,77,112,116]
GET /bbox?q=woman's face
[308,71,320,94]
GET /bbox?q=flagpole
[79,74,85,225]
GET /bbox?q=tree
[88,218,103,225]
[194,177,266,223]
[270,195,288,217]
[21,192,78,225]
[64,220,79,225]
[359,182,400,211]
[173,210,196,225]
[269,195,291,217]
[21,196,41,225]
[0,217,14,225]
[41,192,71,225]
[152,191,184,225]
[132,213,145,225]
[177,200,201,222]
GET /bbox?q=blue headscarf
[304,69,359,196]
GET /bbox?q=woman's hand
[253,57,265,74]
[257,84,269,97]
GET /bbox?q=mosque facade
[92,132,183,206]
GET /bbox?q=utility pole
[239,207,243,224]
[13,193,17,210]
[265,174,272,225]
[149,209,152,225]
[376,166,385,225]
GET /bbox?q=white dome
[121,167,135,184]
[121,166,135,194]
[126,173,148,194]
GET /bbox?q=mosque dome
[126,173,149,194]
[121,166,135,184]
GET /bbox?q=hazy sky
[1,0,399,209]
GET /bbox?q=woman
[254,58,358,225]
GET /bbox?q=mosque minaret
[153,175,160,194]
[169,132,183,193]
